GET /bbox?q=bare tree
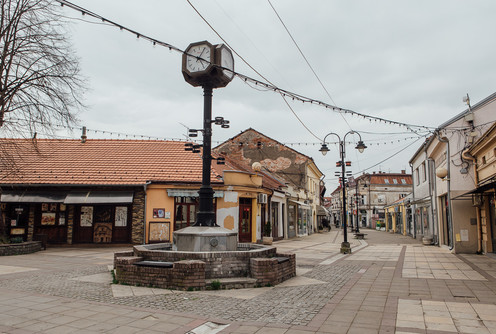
[0,0,85,136]
[0,0,85,239]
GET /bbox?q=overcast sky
[54,0,495,193]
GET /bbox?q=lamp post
[320,131,366,254]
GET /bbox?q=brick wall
[114,247,296,290]
[250,253,296,286]
[115,256,205,290]
[133,243,277,279]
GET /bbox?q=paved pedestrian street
[1,230,496,333]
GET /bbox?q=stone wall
[132,190,145,244]
[67,206,74,245]
[0,241,42,256]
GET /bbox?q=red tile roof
[0,139,224,186]
[369,174,412,185]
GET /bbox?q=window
[401,179,407,184]
[384,179,390,184]
[421,162,427,182]
[393,179,398,184]
[174,197,199,231]
[482,156,487,164]
[415,168,420,185]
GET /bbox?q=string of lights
[3,118,423,148]
[323,137,424,182]
[55,0,436,136]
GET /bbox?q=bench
[273,257,289,264]
[134,261,174,268]
[354,233,367,240]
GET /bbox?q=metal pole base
[340,241,352,254]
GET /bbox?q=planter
[0,241,42,256]
[422,237,433,245]
[262,236,273,245]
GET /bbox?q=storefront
[1,189,137,244]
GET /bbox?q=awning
[64,191,134,204]
[289,200,311,209]
[316,205,328,215]
[0,190,66,203]
[453,181,496,200]
[166,189,224,198]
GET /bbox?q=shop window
[40,203,66,226]
[174,197,199,231]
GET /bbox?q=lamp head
[356,140,367,153]
[319,143,330,156]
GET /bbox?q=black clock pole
[195,84,216,227]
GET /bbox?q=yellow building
[384,196,411,235]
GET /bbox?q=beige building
[410,92,496,253]
[467,122,496,253]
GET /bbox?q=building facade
[214,128,324,238]
[0,138,279,245]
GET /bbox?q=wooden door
[238,198,252,243]
[73,206,94,243]
[34,203,67,244]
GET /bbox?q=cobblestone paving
[0,262,361,326]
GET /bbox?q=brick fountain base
[114,243,295,291]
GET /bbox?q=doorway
[238,198,252,243]
[489,195,496,252]
[440,195,451,247]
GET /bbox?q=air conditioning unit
[257,193,267,204]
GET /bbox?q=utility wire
[185,0,323,141]
[56,0,435,133]
[267,0,353,130]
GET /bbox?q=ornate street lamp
[320,131,366,254]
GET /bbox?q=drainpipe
[427,158,439,245]
[143,181,152,245]
[409,162,416,239]
[462,149,482,253]
[437,133,454,250]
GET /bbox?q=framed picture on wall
[153,208,165,219]
[115,206,128,227]
[80,206,93,227]
[149,222,170,242]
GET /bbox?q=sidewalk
[0,229,495,333]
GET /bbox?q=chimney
[401,170,406,174]
[81,126,87,143]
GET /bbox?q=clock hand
[196,47,206,63]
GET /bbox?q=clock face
[186,44,211,73]
[220,47,234,79]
